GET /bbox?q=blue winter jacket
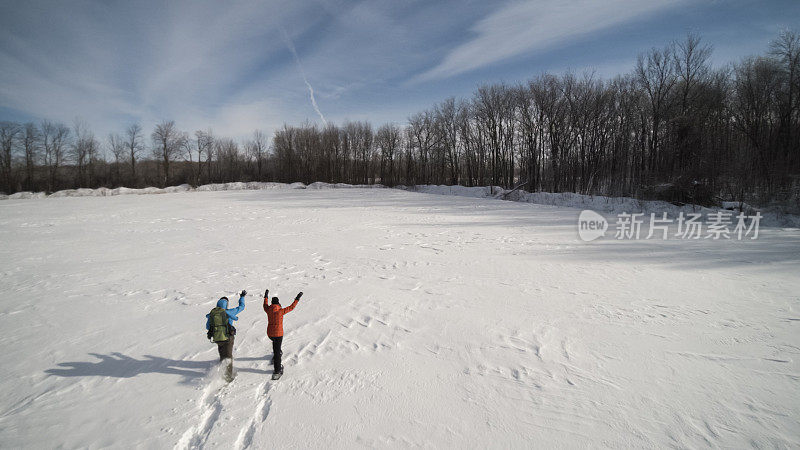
[206,295,245,329]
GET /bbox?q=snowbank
[7,191,47,199]
[397,185,506,199]
[307,182,385,189]
[46,185,194,197]
[0,181,390,200]
[4,182,304,199]
[400,184,800,228]
[195,182,303,191]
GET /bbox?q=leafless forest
[1,32,798,208]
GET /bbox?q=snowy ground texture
[400,184,800,228]
[1,187,799,448]
[4,181,799,227]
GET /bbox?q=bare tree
[215,137,240,182]
[474,84,516,189]
[407,112,436,185]
[435,98,461,185]
[375,123,401,186]
[0,121,21,193]
[344,122,373,184]
[530,74,568,191]
[195,129,214,184]
[151,120,185,187]
[769,30,800,171]
[108,133,126,185]
[246,130,268,181]
[272,126,296,183]
[675,34,712,115]
[71,120,90,187]
[125,123,143,185]
[321,124,340,182]
[636,44,678,175]
[86,132,101,187]
[41,121,70,192]
[732,56,782,197]
[22,122,40,191]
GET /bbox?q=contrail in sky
[280,28,327,125]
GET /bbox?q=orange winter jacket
[264,298,298,337]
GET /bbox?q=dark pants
[217,336,234,361]
[269,336,283,372]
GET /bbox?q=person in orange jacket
[263,289,302,375]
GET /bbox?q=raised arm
[227,291,246,320]
[263,288,270,313]
[282,292,303,314]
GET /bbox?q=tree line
[1,31,798,207]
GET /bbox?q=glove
[264,288,269,298]
[207,330,212,340]
[240,290,247,297]
[295,292,303,301]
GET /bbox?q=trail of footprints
[176,377,230,450]
[177,373,275,450]
[235,382,273,450]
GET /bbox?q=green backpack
[208,307,229,342]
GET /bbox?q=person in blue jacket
[206,290,246,362]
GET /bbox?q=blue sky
[0,0,797,140]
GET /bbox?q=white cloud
[415,0,686,82]
[182,100,286,139]
[0,1,319,138]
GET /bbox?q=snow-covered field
[1,188,798,448]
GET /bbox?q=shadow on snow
[45,352,272,384]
